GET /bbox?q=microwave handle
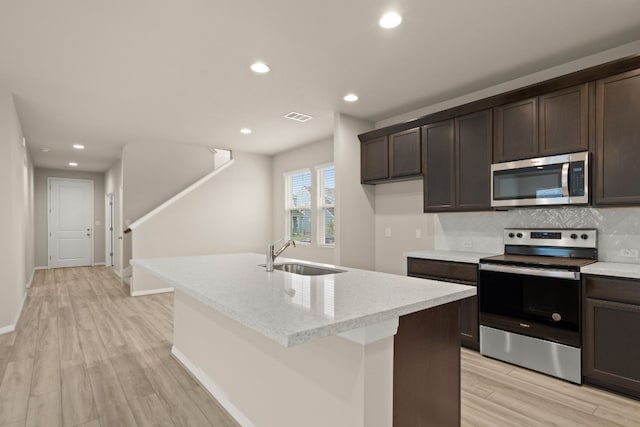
[561,163,569,197]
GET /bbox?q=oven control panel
[504,228,597,249]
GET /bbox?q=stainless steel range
[478,228,597,384]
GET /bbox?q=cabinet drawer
[407,258,477,284]
[584,275,640,305]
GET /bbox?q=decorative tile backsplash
[434,207,640,263]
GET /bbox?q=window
[317,164,335,246]
[285,169,312,243]
[284,164,336,247]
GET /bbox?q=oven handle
[479,263,580,280]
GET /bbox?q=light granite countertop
[581,262,640,280]
[405,249,498,264]
[131,253,476,347]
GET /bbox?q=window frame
[316,163,335,247]
[284,168,312,245]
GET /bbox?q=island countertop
[131,253,476,347]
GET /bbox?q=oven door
[478,263,581,347]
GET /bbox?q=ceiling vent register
[284,112,313,122]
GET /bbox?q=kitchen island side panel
[172,289,394,427]
[394,301,462,427]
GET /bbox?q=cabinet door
[538,84,589,156]
[407,258,479,350]
[493,98,538,162]
[456,109,492,211]
[595,69,640,205]
[422,121,455,211]
[460,295,479,350]
[389,128,421,178]
[361,136,388,183]
[584,298,640,398]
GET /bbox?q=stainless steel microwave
[491,152,589,208]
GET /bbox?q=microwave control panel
[569,161,585,197]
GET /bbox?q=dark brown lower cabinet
[407,258,479,350]
[583,275,640,399]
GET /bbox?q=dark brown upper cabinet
[594,69,640,206]
[423,109,492,212]
[493,84,589,162]
[361,128,421,184]
[361,136,388,183]
[389,128,422,178]
[457,110,493,211]
[493,98,538,162]
[539,84,589,156]
[423,121,455,210]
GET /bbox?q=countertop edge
[581,262,640,280]
[405,250,497,264]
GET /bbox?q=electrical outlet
[415,229,422,239]
[384,227,391,238]
[462,240,473,248]
[629,249,639,258]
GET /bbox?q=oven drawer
[480,313,580,347]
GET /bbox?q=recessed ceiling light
[379,12,402,29]
[68,162,78,167]
[41,148,50,153]
[250,62,270,74]
[344,93,359,102]
[73,144,85,150]
[240,128,252,134]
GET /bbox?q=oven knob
[581,234,589,240]
[552,313,562,322]
[571,233,578,240]
[516,232,523,238]
[508,232,515,238]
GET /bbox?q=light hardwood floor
[1,266,639,426]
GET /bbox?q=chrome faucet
[266,239,296,271]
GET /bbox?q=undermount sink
[265,263,346,276]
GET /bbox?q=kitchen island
[132,253,476,427]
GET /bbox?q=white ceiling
[1,1,640,172]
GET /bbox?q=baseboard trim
[0,292,28,336]
[34,266,48,270]
[25,268,35,289]
[171,346,255,427]
[113,268,122,278]
[131,287,174,297]
[93,262,106,266]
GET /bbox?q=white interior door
[49,178,94,268]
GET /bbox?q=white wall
[131,151,272,294]
[33,168,105,267]
[372,41,640,274]
[272,137,334,264]
[334,113,375,270]
[0,90,34,332]
[375,180,434,275]
[122,141,219,223]
[121,141,220,269]
[105,159,123,273]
